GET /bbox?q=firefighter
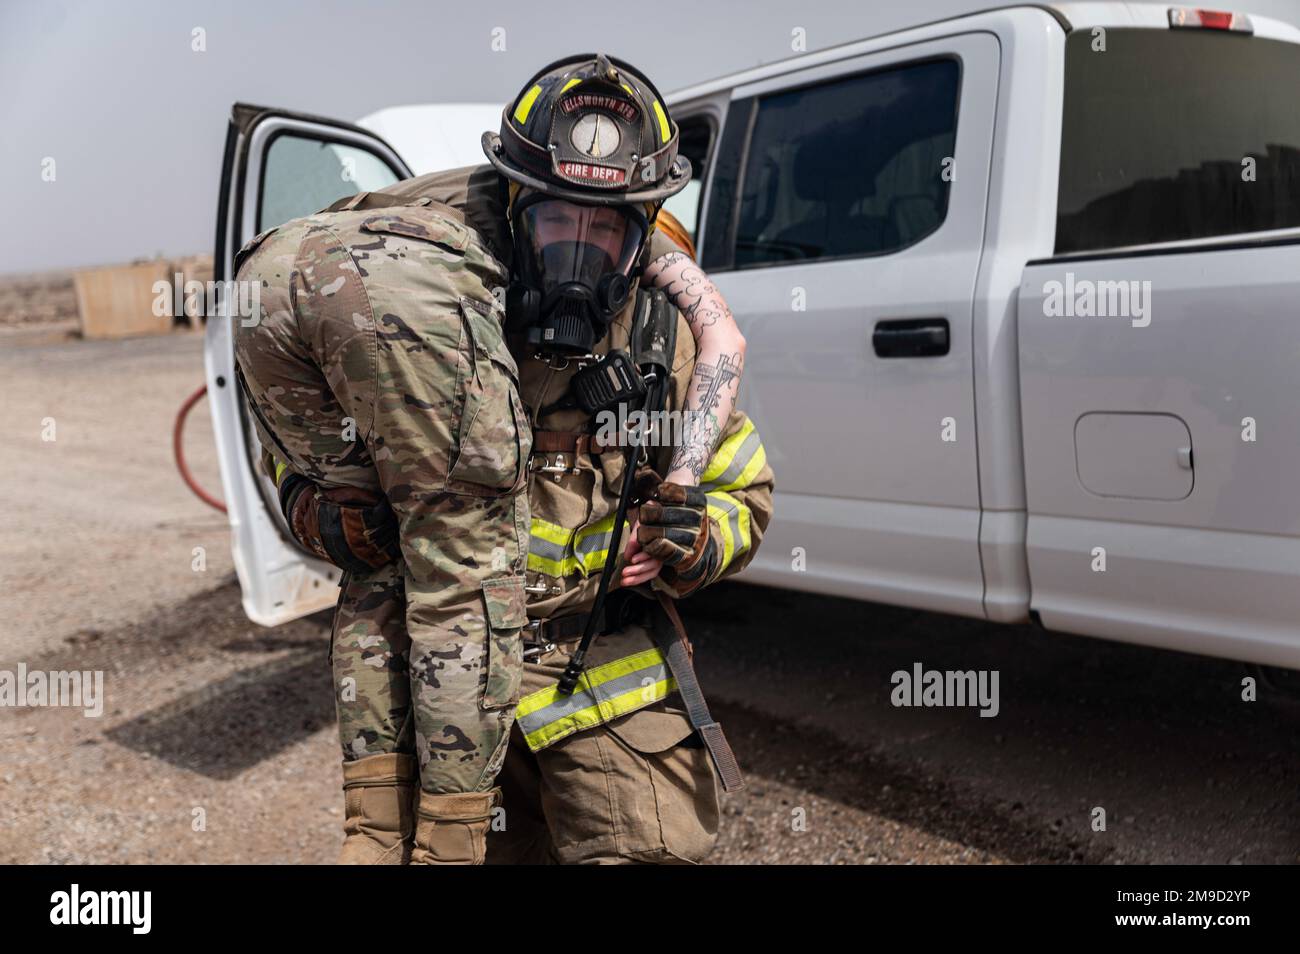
[273,53,773,863]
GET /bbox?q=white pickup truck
[206,3,1300,671]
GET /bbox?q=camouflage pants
[232,351,527,795]
[330,561,516,793]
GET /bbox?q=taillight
[1168,7,1254,33]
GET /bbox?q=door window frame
[239,115,410,244]
[702,47,970,273]
[662,111,719,243]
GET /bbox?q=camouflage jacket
[320,167,775,622]
[233,201,533,722]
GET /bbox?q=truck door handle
[872,318,950,358]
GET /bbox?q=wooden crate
[73,261,173,339]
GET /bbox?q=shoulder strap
[650,592,745,793]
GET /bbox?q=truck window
[259,134,402,232]
[712,58,959,270]
[1057,29,1300,254]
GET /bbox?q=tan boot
[338,753,417,865]
[408,788,501,865]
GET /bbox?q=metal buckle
[533,351,595,372]
[521,618,556,660]
[529,452,580,481]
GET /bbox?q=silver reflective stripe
[702,428,761,491]
[515,659,671,741]
[573,525,614,561]
[528,534,567,563]
[708,492,744,554]
[527,522,618,566]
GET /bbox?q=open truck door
[206,103,413,625]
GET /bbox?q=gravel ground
[0,577,1019,865]
[0,331,232,665]
[693,585,1300,865]
[1,333,1296,865]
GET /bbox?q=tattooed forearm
[644,249,748,485]
[644,251,732,336]
[670,350,743,483]
[669,425,717,484]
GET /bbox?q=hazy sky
[4,0,1299,275]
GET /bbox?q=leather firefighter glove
[278,472,401,574]
[636,481,719,597]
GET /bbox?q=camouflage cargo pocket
[447,297,533,497]
[480,575,528,710]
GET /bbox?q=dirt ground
[1,332,1297,864]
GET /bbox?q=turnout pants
[484,623,723,865]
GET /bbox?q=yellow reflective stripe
[517,648,675,750]
[620,82,634,96]
[731,440,767,493]
[562,78,582,93]
[526,517,577,576]
[573,513,619,573]
[273,458,288,486]
[513,84,544,124]
[524,678,674,750]
[652,100,671,143]
[706,490,752,573]
[701,418,766,494]
[719,490,753,557]
[525,551,569,578]
[525,514,626,578]
[701,417,755,485]
[706,500,736,568]
[517,647,663,717]
[526,520,574,576]
[706,501,734,567]
[529,517,572,546]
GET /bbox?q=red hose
[174,384,227,513]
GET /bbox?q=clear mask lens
[516,199,645,296]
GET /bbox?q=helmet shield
[483,53,692,206]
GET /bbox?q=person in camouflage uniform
[233,201,532,865]
[271,54,775,863]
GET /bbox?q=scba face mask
[507,194,649,356]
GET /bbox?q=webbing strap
[531,430,614,455]
[650,593,745,793]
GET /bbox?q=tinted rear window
[1057,29,1300,254]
